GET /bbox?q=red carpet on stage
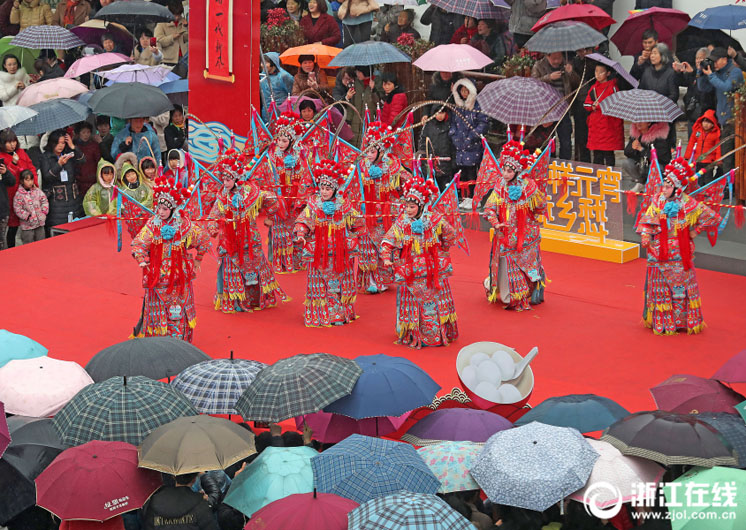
[1,224,744,415]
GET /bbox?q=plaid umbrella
[477,76,568,126]
[430,0,505,21]
[600,411,738,468]
[586,53,639,89]
[469,422,599,511]
[13,99,90,136]
[525,21,607,53]
[599,89,683,123]
[694,413,746,468]
[234,353,362,423]
[171,356,266,415]
[11,25,86,50]
[417,442,481,493]
[52,376,197,446]
[0,106,38,130]
[348,492,474,530]
[329,41,410,68]
[311,434,440,504]
[514,394,629,433]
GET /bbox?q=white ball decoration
[492,350,517,381]
[476,360,503,386]
[497,384,522,404]
[461,365,477,389]
[469,352,490,368]
[475,381,498,401]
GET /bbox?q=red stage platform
[1,224,744,415]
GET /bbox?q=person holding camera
[675,48,717,137]
[154,0,188,66]
[40,130,85,232]
[333,66,377,145]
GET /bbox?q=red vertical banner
[205,0,234,82]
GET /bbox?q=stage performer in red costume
[381,176,458,349]
[484,140,547,311]
[636,157,721,335]
[131,176,210,342]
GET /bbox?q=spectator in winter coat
[678,48,717,135]
[333,66,377,145]
[40,129,85,230]
[505,0,547,49]
[132,28,163,66]
[142,473,218,530]
[381,9,420,43]
[35,50,65,81]
[684,109,721,185]
[82,158,116,217]
[630,29,659,81]
[10,0,52,32]
[292,54,329,96]
[154,0,188,66]
[470,19,513,65]
[373,5,402,40]
[448,78,489,207]
[622,122,671,192]
[51,0,91,27]
[421,6,462,46]
[12,169,47,244]
[532,51,579,160]
[639,43,678,103]
[300,0,341,46]
[261,52,294,122]
[111,117,161,163]
[426,71,461,115]
[0,0,19,36]
[570,47,594,162]
[0,157,15,250]
[451,16,477,44]
[165,105,188,152]
[583,64,624,168]
[378,71,407,128]
[419,108,456,190]
[96,115,115,164]
[0,128,35,248]
[74,121,102,197]
[0,54,30,107]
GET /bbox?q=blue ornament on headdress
[411,219,424,234]
[322,200,337,215]
[508,184,523,201]
[368,165,383,180]
[284,154,297,169]
[161,224,176,241]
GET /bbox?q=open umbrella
[16,78,88,107]
[601,411,738,468]
[280,43,342,69]
[101,64,178,85]
[64,53,131,78]
[224,446,317,517]
[323,354,440,419]
[13,99,90,136]
[0,36,40,73]
[279,96,354,142]
[348,492,474,530]
[71,20,134,56]
[234,353,362,423]
[311,434,441,504]
[11,25,85,50]
[35,441,162,521]
[525,21,607,53]
[586,53,639,89]
[477,76,568,126]
[0,357,93,417]
[52,376,198,446]
[94,0,174,24]
[158,78,188,106]
[0,403,9,458]
[295,410,408,443]
[650,374,745,414]
[675,27,743,66]
[329,41,410,67]
[693,413,746,468]
[0,330,47,368]
[413,44,493,72]
[401,408,513,446]
[514,394,629,433]
[417,441,481,493]
[0,106,38,130]
[712,350,746,383]
[246,492,358,530]
[470,422,599,511]
[611,7,691,56]
[0,417,66,525]
[87,82,173,119]
[138,415,256,475]
[85,336,210,383]
[599,88,682,123]
[689,5,746,31]
[431,0,506,21]
[533,3,614,32]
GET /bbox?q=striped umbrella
[599,89,684,123]
[10,25,85,50]
[13,99,90,136]
[328,41,410,67]
[348,492,473,530]
[525,21,607,53]
[477,76,568,126]
[430,0,506,20]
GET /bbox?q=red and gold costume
[636,157,721,335]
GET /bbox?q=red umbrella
[244,492,358,530]
[35,441,162,521]
[0,402,9,458]
[712,350,746,383]
[294,410,409,443]
[650,374,745,415]
[532,4,615,32]
[610,7,690,56]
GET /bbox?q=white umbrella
[100,64,177,85]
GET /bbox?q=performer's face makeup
[223,176,236,191]
[503,166,517,182]
[663,182,674,199]
[365,147,378,163]
[320,184,334,201]
[276,135,291,151]
[405,202,419,218]
[157,204,172,220]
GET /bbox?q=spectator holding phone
[155,0,188,66]
[292,54,328,95]
[40,129,85,232]
[132,27,162,66]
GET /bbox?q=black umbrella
[675,27,743,65]
[85,336,211,382]
[0,417,66,525]
[88,82,173,119]
[94,0,174,24]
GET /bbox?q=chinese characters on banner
[205,0,234,82]
[542,160,623,243]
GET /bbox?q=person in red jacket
[583,63,624,168]
[299,0,341,46]
[684,108,722,185]
[0,128,35,248]
[379,71,408,128]
[450,16,477,44]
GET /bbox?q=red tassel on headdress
[735,205,745,228]
[217,137,225,154]
[626,190,638,215]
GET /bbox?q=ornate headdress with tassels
[499,140,531,173]
[314,159,347,191]
[273,112,305,142]
[362,121,396,153]
[663,157,697,196]
[153,176,190,209]
[402,176,439,207]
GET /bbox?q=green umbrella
[224,446,317,517]
[0,37,40,75]
[664,466,746,529]
[735,401,746,424]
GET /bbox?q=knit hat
[314,158,347,190]
[362,121,396,153]
[663,157,697,195]
[402,175,439,207]
[153,175,190,209]
[273,112,305,142]
[499,140,531,172]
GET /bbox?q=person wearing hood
[448,78,489,209]
[83,158,117,217]
[163,149,188,187]
[261,52,295,122]
[9,0,51,31]
[139,155,158,188]
[142,473,217,530]
[115,152,153,237]
[684,109,722,185]
[0,54,31,106]
[111,117,161,163]
[426,71,461,115]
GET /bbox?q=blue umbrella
[328,41,410,68]
[514,394,629,433]
[689,6,746,31]
[159,79,188,106]
[13,99,90,136]
[695,413,746,468]
[0,330,47,369]
[323,354,440,419]
[469,422,599,511]
[312,434,440,504]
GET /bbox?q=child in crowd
[584,63,624,168]
[684,109,722,185]
[139,156,158,188]
[418,108,455,191]
[74,122,102,197]
[96,115,115,163]
[83,159,117,217]
[115,152,153,237]
[13,169,48,244]
[163,148,188,187]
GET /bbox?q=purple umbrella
[0,402,9,458]
[477,76,568,126]
[586,53,638,89]
[650,374,745,415]
[279,96,353,142]
[71,20,134,56]
[400,408,512,446]
[713,350,746,383]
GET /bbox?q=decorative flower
[284,154,297,169]
[368,165,383,180]
[231,193,243,209]
[322,200,337,215]
[411,219,424,234]
[161,224,176,241]
[663,200,680,219]
[397,33,415,47]
[508,184,523,201]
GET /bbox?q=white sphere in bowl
[492,350,517,381]
[497,383,522,404]
[461,365,477,388]
[474,381,499,401]
[476,360,503,385]
[469,352,490,368]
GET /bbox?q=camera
[700,57,715,71]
